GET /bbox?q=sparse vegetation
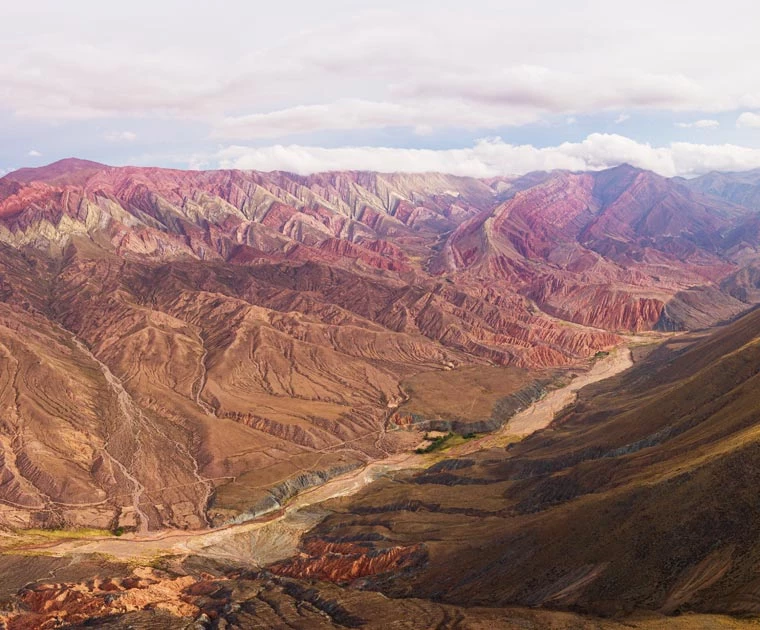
[18,527,114,540]
[416,432,455,453]
[0,527,117,555]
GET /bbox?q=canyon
[3,160,760,626]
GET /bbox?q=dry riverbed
[452,343,640,454]
[7,339,650,565]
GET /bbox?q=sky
[3,0,760,178]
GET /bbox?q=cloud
[212,99,540,140]
[394,68,713,113]
[675,119,720,128]
[27,149,42,157]
[2,2,760,133]
[4,0,760,180]
[209,66,753,140]
[203,134,760,179]
[104,130,137,142]
[737,112,760,128]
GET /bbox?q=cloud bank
[4,1,760,172]
[4,2,760,136]
[206,134,760,179]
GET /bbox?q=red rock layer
[269,539,426,582]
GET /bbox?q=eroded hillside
[278,306,760,617]
[0,160,759,532]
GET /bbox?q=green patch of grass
[416,432,461,454]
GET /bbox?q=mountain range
[4,159,760,626]
[1,159,760,532]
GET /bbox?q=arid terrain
[279,306,760,615]
[3,161,760,627]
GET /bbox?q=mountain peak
[3,158,108,185]
[601,162,640,173]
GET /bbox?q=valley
[1,345,635,565]
[3,160,760,626]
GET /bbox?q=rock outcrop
[5,559,727,629]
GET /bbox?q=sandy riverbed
[12,341,644,564]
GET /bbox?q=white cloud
[204,134,760,179]
[104,130,137,142]
[675,119,720,128]
[394,68,713,113]
[209,66,751,140]
[211,98,541,140]
[1,2,760,134]
[737,112,760,128]
[3,0,760,182]
[27,149,42,157]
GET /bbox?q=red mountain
[0,159,757,533]
[436,165,749,330]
